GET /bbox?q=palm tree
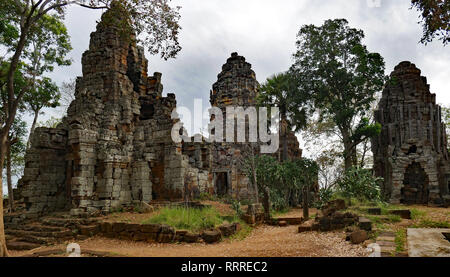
[258,72,308,161]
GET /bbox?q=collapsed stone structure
[372,61,450,206]
[17,9,303,215]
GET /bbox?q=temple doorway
[401,162,429,204]
[215,172,230,197]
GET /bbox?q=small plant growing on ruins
[410,208,427,220]
[412,219,450,229]
[231,200,243,218]
[395,229,407,253]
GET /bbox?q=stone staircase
[5,212,104,251]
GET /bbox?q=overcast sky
[29,0,450,150]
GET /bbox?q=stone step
[376,240,396,247]
[377,236,395,242]
[40,217,100,227]
[15,234,59,245]
[12,223,67,233]
[6,240,41,251]
[5,228,74,239]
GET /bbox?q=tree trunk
[250,146,259,204]
[342,129,356,171]
[0,133,10,257]
[262,186,271,221]
[26,110,39,149]
[303,185,309,220]
[281,114,288,162]
[6,143,14,212]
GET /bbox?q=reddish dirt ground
[10,224,368,257]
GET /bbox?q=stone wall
[372,61,450,205]
[19,124,69,214]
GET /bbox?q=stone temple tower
[372,61,450,206]
[208,52,259,199]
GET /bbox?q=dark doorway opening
[443,233,450,243]
[401,162,429,204]
[215,172,229,197]
[407,145,417,154]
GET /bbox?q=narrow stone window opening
[408,145,417,154]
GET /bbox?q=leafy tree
[258,72,308,161]
[37,116,62,128]
[244,155,318,220]
[244,155,280,220]
[0,0,182,257]
[411,0,449,45]
[24,77,61,149]
[281,158,318,219]
[336,167,383,205]
[20,12,71,149]
[290,18,385,171]
[3,118,27,212]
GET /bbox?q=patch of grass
[411,219,450,229]
[395,229,407,253]
[271,208,291,218]
[410,208,427,220]
[386,214,402,223]
[229,221,253,241]
[196,192,219,202]
[142,207,228,232]
[366,214,401,224]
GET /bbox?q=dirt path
[11,225,368,257]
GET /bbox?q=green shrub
[313,187,334,209]
[142,207,226,232]
[336,167,383,204]
[231,200,243,217]
[244,155,318,212]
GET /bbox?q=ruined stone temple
[16,9,303,215]
[372,61,450,206]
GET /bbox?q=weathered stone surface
[407,228,450,257]
[218,224,236,237]
[140,223,161,234]
[6,241,41,251]
[298,221,314,233]
[321,199,346,216]
[350,230,368,244]
[202,230,222,244]
[358,217,372,231]
[183,232,200,243]
[79,225,100,236]
[372,61,450,205]
[389,209,411,219]
[367,208,382,215]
